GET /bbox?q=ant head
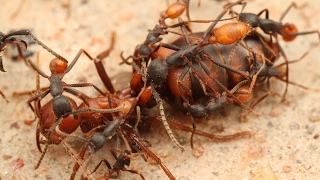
[49,58,68,75]
[281,23,298,41]
[0,32,28,51]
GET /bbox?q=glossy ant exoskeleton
[126,0,259,149]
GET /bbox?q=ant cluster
[0,0,319,179]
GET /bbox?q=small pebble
[282,166,292,173]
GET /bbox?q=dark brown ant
[89,149,145,180]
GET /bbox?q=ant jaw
[0,57,7,72]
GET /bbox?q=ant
[86,149,145,180]
[236,2,320,98]
[197,0,320,98]
[63,65,177,179]
[125,0,259,149]
[28,35,125,169]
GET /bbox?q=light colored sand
[0,0,320,179]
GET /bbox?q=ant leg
[90,32,116,93]
[69,144,88,180]
[27,89,50,113]
[0,56,6,72]
[257,8,269,19]
[34,142,49,169]
[274,38,289,100]
[165,119,251,141]
[134,106,141,137]
[4,30,68,62]
[279,2,297,22]
[62,141,94,180]
[36,122,42,152]
[14,40,29,65]
[130,134,175,180]
[0,91,9,103]
[27,59,49,78]
[65,83,106,95]
[62,87,90,105]
[89,158,113,178]
[70,106,125,115]
[150,83,184,150]
[202,52,250,79]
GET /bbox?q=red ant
[125,0,259,149]
[201,0,320,98]
[29,36,125,169]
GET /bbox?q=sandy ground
[0,0,320,180]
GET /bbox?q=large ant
[197,0,320,98]
[29,37,125,169]
[124,0,259,149]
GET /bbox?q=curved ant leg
[62,141,94,180]
[69,143,88,180]
[62,87,90,105]
[165,118,251,141]
[151,83,184,150]
[176,73,197,148]
[64,83,106,96]
[256,9,269,19]
[27,89,50,114]
[0,57,6,72]
[34,142,50,170]
[88,32,116,93]
[279,2,296,22]
[89,158,113,179]
[27,59,49,78]
[130,134,175,180]
[2,30,68,62]
[202,52,250,79]
[0,91,9,103]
